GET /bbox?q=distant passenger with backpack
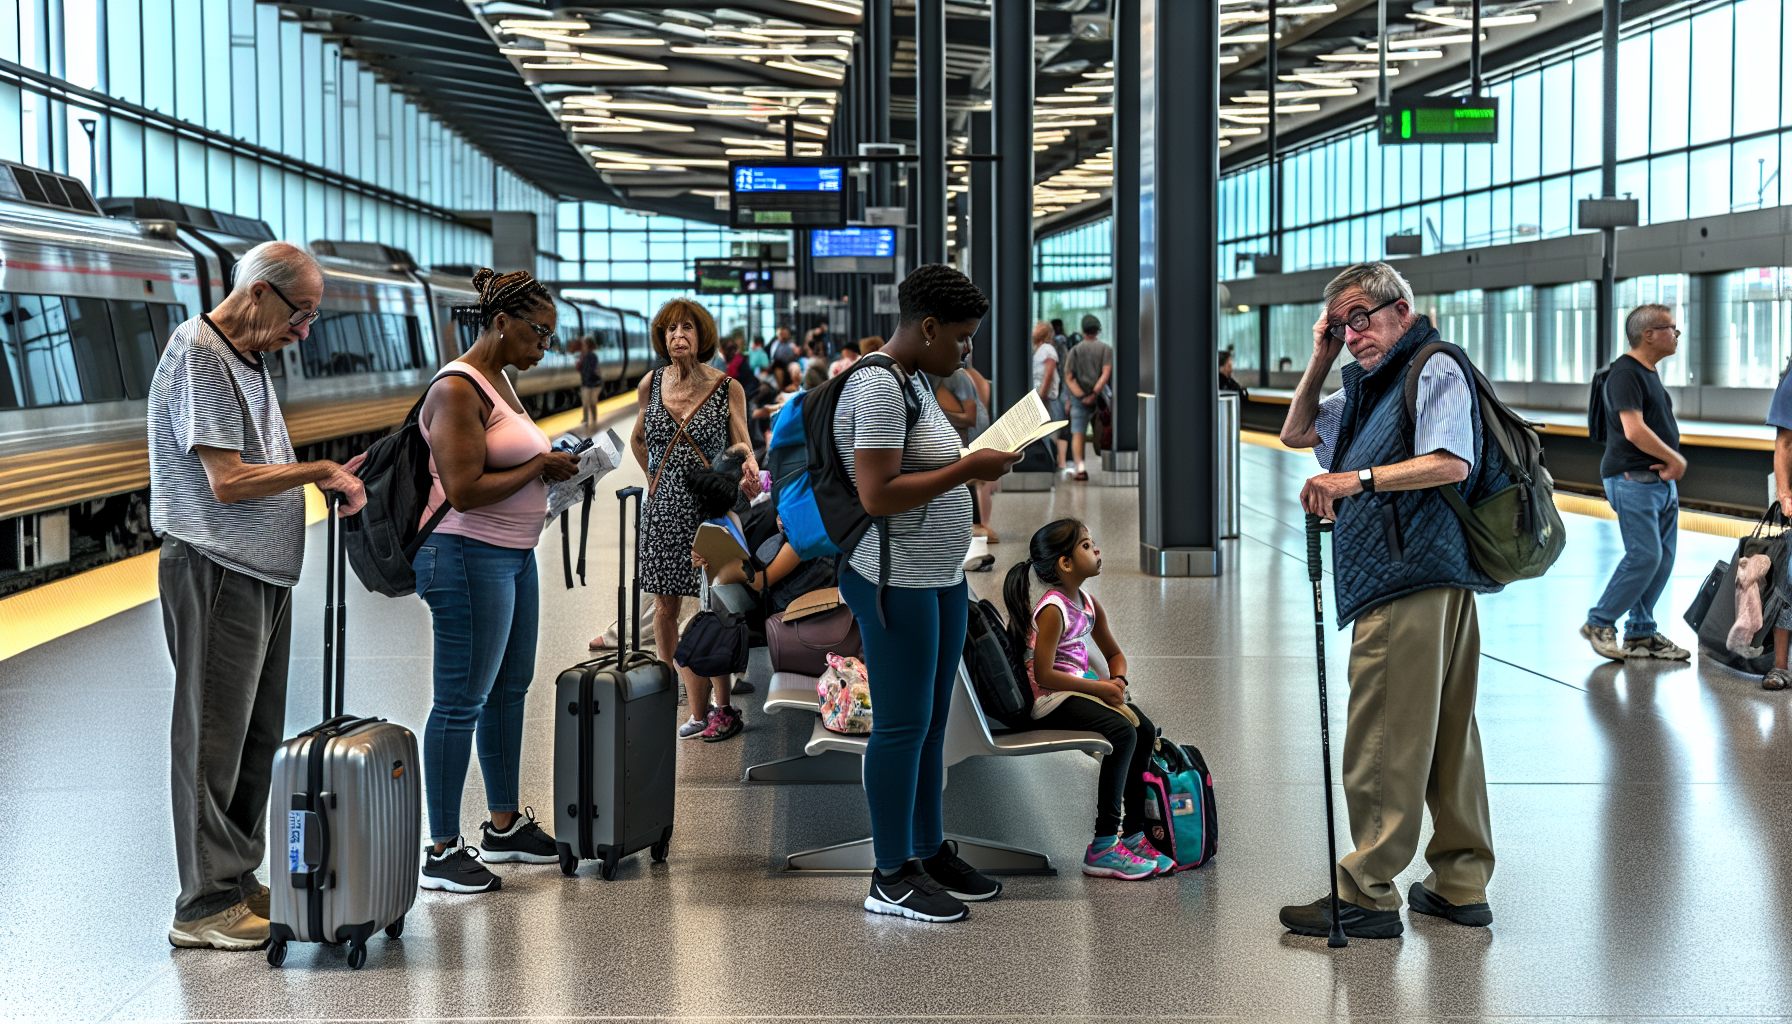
[411,268,581,895]
[1579,304,1691,663]
[1277,262,1503,940]
[832,264,1019,923]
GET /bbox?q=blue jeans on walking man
[1587,474,1678,640]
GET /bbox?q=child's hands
[1095,678,1127,708]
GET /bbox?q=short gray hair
[1625,303,1673,345]
[1322,261,1414,309]
[230,241,321,298]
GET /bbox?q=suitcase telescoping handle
[615,486,643,657]
[323,491,348,719]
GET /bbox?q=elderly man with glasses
[1276,262,1502,940]
[149,240,367,951]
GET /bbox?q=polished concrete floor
[1,420,1784,1023]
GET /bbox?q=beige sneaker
[244,885,270,919]
[168,902,269,950]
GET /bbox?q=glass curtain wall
[557,202,791,342]
[1220,0,1792,279]
[1034,218,1113,338]
[0,0,557,275]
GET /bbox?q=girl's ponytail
[1002,560,1034,656]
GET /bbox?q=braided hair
[1002,517,1086,656]
[453,267,552,333]
[897,263,989,326]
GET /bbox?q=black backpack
[1587,365,1613,444]
[342,371,490,597]
[963,598,1033,728]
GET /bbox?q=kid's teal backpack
[1140,736,1218,871]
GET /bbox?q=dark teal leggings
[838,566,969,872]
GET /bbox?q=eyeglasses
[507,314,555,341]
[1649,324,1682,337]
[1326,297,1399,340]
[262,280,321,328]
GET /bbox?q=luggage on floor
[1683,560,1727,632]
[554,486,677,881]
[962,598,1033,728]
[267,498,421,971]
[1696,505,1788,675]
[1140,736,1218,871]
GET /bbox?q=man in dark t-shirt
[1581,303,1691,663]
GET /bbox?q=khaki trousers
[1336,585,1495,911]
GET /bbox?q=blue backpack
[1140,736,1218,871]
[765,353,919,625]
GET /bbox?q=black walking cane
[1306,512,1348,948]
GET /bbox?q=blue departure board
[729,160,848,228]
[810,228,896,259]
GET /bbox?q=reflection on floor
[1,424,1784,1023]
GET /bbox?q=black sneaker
[1279,895,1403,939]
[921,840,1003,901]
[420,838,501,894]
[1408,881,1493,927]
[479,807,558,864]
[864,861,969,923]
[731,676,756,695]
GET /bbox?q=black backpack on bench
[963,598,1034,729]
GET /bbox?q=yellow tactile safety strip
[0,392,641,663]
[1242,429,1759,540]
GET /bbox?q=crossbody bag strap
[648,370,729,495]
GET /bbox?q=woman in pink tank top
[410,268,580,896]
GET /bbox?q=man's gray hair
[1625,303,1673,345]
[229,241,321,298]
[1322,261,1414,309]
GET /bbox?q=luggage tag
[287,797,323,882]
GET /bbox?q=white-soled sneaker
[420,837,501,894]
[479,807,558,864]
[864,861,969,923]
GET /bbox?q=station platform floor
[0,415,1783,1023]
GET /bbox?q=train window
[109,302,162,400]
[301,311,427,377]
[0,294,127,407]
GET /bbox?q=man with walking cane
[1277,262,1502,940]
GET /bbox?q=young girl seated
[678,456,756,742]
[1003,518,1174,879]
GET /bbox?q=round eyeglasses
[263,280,321,328]
[1325,297,1399,340]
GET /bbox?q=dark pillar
[1266,0,1280,264]
[1112,0,1141,454]
[1597,0,1618,368]
[917,0,947,266]
[870,0,892,206]
[993,0,1034,411]
[1138,0,1220,577]
[968,109,995,380]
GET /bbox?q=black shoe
[420,838,501,894]
[921,840,1003,901]
[1279,895,1403,939]
[864,861,969,923]
[479,807,558,864]
[1408,882,1493,927]
[731,677,756,695]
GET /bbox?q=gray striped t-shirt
[833,361,973,589]
[148,316,306,587]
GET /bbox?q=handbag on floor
[1696,504,1788,675]
[818,653,873,734]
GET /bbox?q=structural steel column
[1138,0,1220,577]
[870,0,892,207]
[1112,0,1141,455]
[918,0,947,266]
[993,0,1034,411]
[1597,0,1619,367]
[968,108,995,380]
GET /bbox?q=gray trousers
[160,537,293,922]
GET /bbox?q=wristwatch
[1358,467,1376,493]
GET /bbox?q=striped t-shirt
[148,315,306,587]
[833,360,972,589]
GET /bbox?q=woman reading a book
[834,264,1022,924]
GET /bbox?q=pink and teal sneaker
[1082,836,1156,879]
[1122,831,1175,875]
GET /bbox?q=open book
[964,390,1069,455]
[693,522,749,582]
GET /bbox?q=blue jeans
[838,566,969,872]
[1588,474,1678,640]
[413,533,539,844]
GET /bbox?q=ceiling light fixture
[672,45,851,58]
[766,59,844,80]
[498,19,590,31]
[1409,10,1536,27]
[578,52,669,70]
[1317,50,1440,61]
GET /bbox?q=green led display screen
[1377,98,1500,145]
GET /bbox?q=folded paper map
[542,428,625,526]
[964,390,1069,455]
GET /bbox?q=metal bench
[741,671,864,783]
[779,660,1112,875]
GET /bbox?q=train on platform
[0,159,655,595]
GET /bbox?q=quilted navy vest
[1330,317,1505,625]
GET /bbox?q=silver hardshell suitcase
[267,500,420,969]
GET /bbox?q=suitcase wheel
[384,916,404,940]
[559,850,579,876]
[651,833,671,863]
[346,943,367,970]
[599,850,620,881]
[266,940,286,968]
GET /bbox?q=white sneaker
[1059,467,1075,478]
